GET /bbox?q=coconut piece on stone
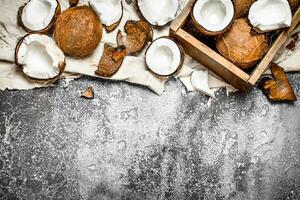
[18,0,61,33]
[15,34,65,80]
[54,6,103,58]
[81,86,94,99]
[259,63,297,102]
[89,0,123,32]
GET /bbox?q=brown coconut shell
[95,44,126,77]
[191,0,235,36]
[14,34,65,81]
[145,36,185,77]
[288,0,300,11]
[17,0,61,34]
[81,86,94,99]
[69,0,79,7]
[216,18,267,70]
[259,63,297,102]
[54,6,103,58]
[116,19,153,56]
[234,0,255,18]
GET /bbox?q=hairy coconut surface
[259,63,297,101]
[54,6,103,58]
[289,0,300,11]
[216,18,267,70]
[95,44,126,77]
[117,20,153,55]
[234,0,255,18]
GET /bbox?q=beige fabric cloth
[0,0,299,96]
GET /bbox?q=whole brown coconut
[234,0,255,18]
[216,18,267,70]
[288,0,300,11]
[54,6,103,57]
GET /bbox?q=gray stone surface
[0,74,300,200]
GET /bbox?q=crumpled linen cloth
[0,0,299,96]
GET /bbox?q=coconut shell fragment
[117,20,153,55]
[69,0,79,7]
[259,63,297,102]
[54,6,103,58]
[81,86,94,99]
[95,44,126,77]
[216,18,267,70]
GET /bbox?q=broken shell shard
[137,0,179,26]
[18,0,61,33]
[81,86,94,99]
[95,44,126,77]
[260,63,297,102]
[89,0,123,32]
[15,34,65,80]
[192,0,235,36]
[116,20,153,56]
[54,6,103,57]
[248,0,292,33]
[145,37,184,76]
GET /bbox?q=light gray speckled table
[0,74,300,200]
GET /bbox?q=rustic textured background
[0,74,300,200]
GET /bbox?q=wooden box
[170,0,300,91]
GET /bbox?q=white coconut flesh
[16,34,65,80]
[21,0,58,31]
[193,0,234,32]
[146,38,182,76]
[89,0,122,26]
[191,70,215,98]
[248,0,292,32]
[138,0,179,26]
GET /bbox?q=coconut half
[137,0,179,26]
[248,0,292,33]
[145,37,184,76]
[192,0,235,36]
[15,34,65,80]
[18,0,61,33]
[89,0,123,32]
